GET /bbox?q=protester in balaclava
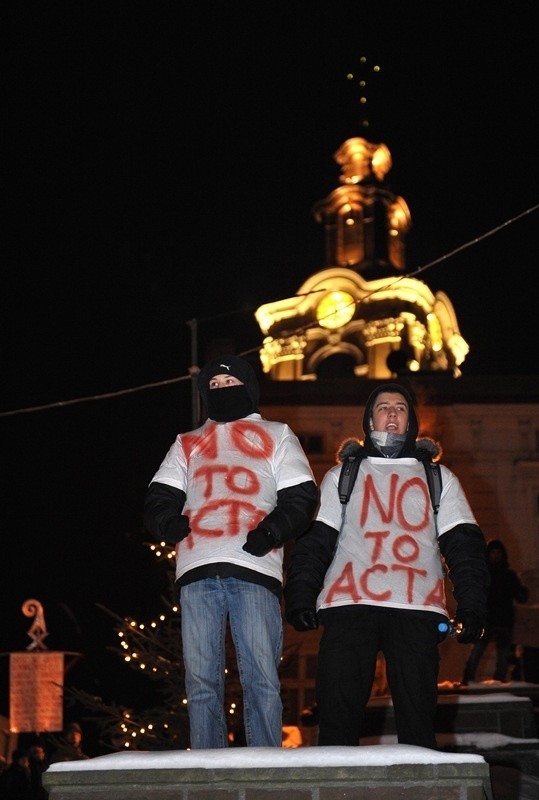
[284,382,489,749]
[461,538,529,685]
[144,354,318,748]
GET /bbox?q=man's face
[371,392,409,435]
[209,373,244,390]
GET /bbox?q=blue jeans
[181,578,283,748]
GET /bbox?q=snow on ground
[47,743,487,772]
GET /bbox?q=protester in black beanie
[144,353,318,749]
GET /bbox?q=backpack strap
[337,454,362,531]
[338,455,362,504]
[422,460,442,517]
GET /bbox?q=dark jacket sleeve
[438,523,490,620]
[256,480,318,547]
[143,481,187,544]
[283,520,338,621]
[510,571,530,605]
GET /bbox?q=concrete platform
[42,690,539,799]
[364,691,538,739]
[43,745,494,800]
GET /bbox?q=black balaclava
[362,382,419,458]
[197,354,260,422]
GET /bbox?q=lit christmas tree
[64,541,189,750]
[65,541,296,751]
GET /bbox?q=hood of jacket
[486,538,509,568]
[360,382,419,457]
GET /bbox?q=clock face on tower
[316,291,355,329]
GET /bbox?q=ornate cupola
[255,136,468,381]
[313,137,410,278]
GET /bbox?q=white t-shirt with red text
[150,414,315,584]
[315,456,477,615]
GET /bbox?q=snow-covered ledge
[43,745,494,800]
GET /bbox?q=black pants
[316,605,441,749]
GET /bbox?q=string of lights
[85,541,301,749]
[61,542,191,750]
[63,541,267,750]
[2,203,537,419]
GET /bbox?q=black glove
[288,608,318,632]
[164,514,191,544]
[242,527,276,557]
[454,609,485,644]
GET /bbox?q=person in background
[144,354,318,748]
[0,748,33,799]
[49,722,90,763]
[28,741,49,799]
[284,383,490,750]
[461,538,529,685]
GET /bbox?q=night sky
[3,1,538,719]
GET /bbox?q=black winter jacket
[284,434,489,626]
